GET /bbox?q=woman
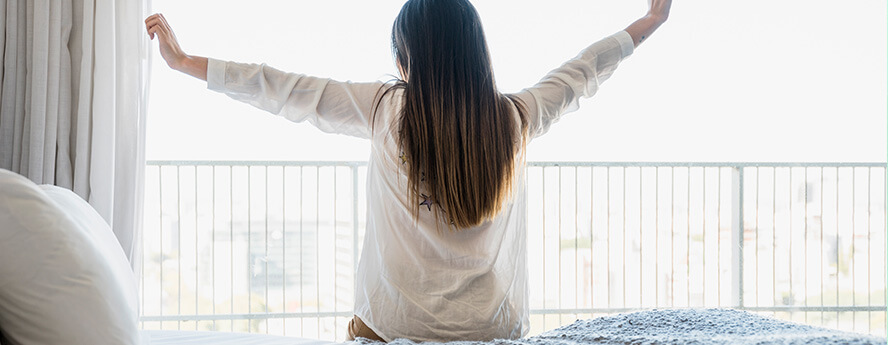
[145,0,670,342]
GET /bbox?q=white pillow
[0,169,140,345]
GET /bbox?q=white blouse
[207,30,634,342]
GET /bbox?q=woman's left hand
[145,13,188,70]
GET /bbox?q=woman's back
[356,87,531,341]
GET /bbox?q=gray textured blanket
[365,309,886,345]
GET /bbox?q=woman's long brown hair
[374,0,528,230]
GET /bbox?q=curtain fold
[0,0,150,272]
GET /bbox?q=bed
[0,168,884,345]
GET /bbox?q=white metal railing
[140,161,887,340]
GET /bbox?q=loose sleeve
[514,31,634,139]
[207,58,386,139]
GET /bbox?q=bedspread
[362,309,885,345]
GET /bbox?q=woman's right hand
[647,0,672,23]
[145,13,188,70]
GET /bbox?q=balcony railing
[140,161,887,340]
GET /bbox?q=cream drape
[0,0,150,271]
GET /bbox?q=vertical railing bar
[717,168,721,307]
[772,167,776,308]
[299,166,304,335]
[282,168,287,335]
[703,167,707,307]
[558,166,563,325]
[804,168,808,324]
[158,166,164,329]
[739,166,744,308]
[315,167,320,333]
[141,168,146,325]
[230,166,234,332]
[655,167,659,308]
[542,167,547,329]
[352,165,360,305]
[623,167,627,308]
[731,166,744,309]
[851,168,856,330]
[607,167,611,309]
[670,167,674,307]
[788,168,793,313]
[687,168,691,306]
[248,167,253,318]
[835,167,841,326]
[177,166,182,330]
[866,167,871,333]
[212,167,216,331]
[590,167,595,311]
[141,228,145,329]
[639,167,643,308]
[333,166,339,334]
[820,167,824,324]
[574,167,579,315]
[195,166,199,331]
[880,166,888,331]
[755,167,760,307]
[265,167,270,334]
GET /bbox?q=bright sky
[146,0,887,163]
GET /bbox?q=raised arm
[145,13,384,139]
[515,0,671,138]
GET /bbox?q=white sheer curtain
[0,0,150,271]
